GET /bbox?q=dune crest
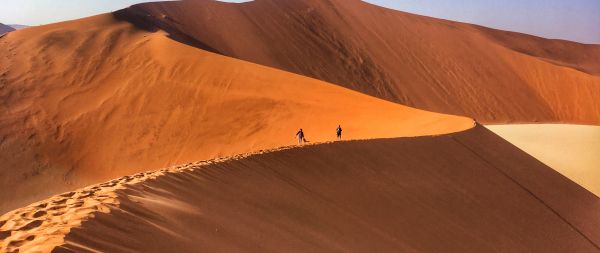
[120,0,600,124]
[0,13,472,213]
[2,126,600,252]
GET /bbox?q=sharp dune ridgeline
[3,126,600,252]
[1,0,599,252]
[0,13,472,213]
[487,124,600,197]
[121,0,600,124]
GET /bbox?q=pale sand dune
[487,124,600,196]
[0,13,472,213]
[2,126,600,252]
[123,0,600,124]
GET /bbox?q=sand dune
[2,125,600,252]
[0,13,472,213]
[1,1,598,252]
[120,0,600,124]
[0,23,15,35]
[487,124,600,196]
[8,25,28,30]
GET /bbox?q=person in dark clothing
[336,125,342,140]
[296,128,305,145]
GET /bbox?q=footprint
[59,192,75,198]
[69,201,84,208]
[52,199,67,205]
[36,203,47,209]
[77,193,93,199]
[48,205,66,211]
[8,239,26,247]
[0,230,11,240]
[18,220,42,231]
[32,210,46,218]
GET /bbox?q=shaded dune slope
[120,0,600,124]
[0,23,15,35]
[0,14,472,213]
[2,126,599,252]
[487,124,600,197]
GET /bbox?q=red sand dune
[1,1,599,252]
[2,125,600,252]
[121,0,600,124]
[0,13,472,213]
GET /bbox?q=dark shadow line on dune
[451,135,600,250]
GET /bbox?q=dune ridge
[0,143,306,253]
[120,0,600,124]
[0,13,472,213]
[2,125,600,252]
[0,1,598,252]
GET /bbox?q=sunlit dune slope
[121,0,600,124]
[2,126,600,252]
[0,14,472,213]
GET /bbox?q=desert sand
[487,124,600,196]
[119,0,600,124]
[0,13,472,213]
[1,0,599,252]
[2,125,600,252]
[0,23,15,35]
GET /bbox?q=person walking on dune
[336,125,342,140]
[296,128,305,145]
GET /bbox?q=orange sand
[0,13,472,213]
[2,126,600,252]
[1,1,598,252]
[124,0,600,124]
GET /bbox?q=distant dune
[8,24,28,30]
[119,0,600,124]
[487,124,600,196]
[0,23,15,35]
[2,126,600,252]
[0,13,472,213]
[1,1,599,252]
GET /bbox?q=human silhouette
[296,128,305,145]
[336,125,342,140]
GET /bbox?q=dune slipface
[0,23,15,35]
[2,126,600,252]
[120,0,600,124]
[487,124,600,197]
[0,13,472,213]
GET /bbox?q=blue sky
[1,0,599,44]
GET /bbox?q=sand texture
[1,125,599,252]
[487,124,600,196]
[121,0,600,124]
[0,13,472,213]
[1,1,598,252]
